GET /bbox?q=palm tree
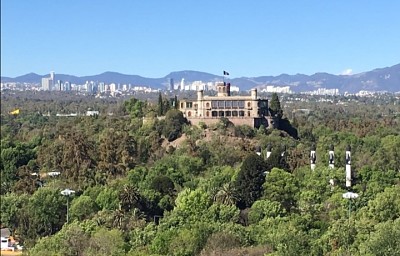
[213,183,238,206]
[119,185,141,212]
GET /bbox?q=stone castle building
[179,82,274,128]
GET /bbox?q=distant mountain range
[2,64,399,93]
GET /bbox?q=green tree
[124,97,145,118]
[157,92,164,116]
[248,199,285,224]
[263,168,299,212]
[163,109,188,141]
[269,93,283,118]
[96,186,120,210]
[151,175,175,195]
[359,219,400,256]
[24,187,66,242]
[0,193,29,235]
[235,153,266,209]
[69,195,99,221]
[84,228,126,256]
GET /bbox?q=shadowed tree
[235,153,267,209]
[269,93,283,118]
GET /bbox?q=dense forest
[1,91,399,256]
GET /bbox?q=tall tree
[157,92,164,116]
[235,153,267,209]
[269,93,283,118]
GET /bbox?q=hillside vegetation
[1,91,399,256]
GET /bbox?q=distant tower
[65,81,71,91]
[266,143,272,159]
[255,145,262,156]
[41,77,51,91]
[169,78,174,91]
[50,71,55,90]
[57,80,62,91]
[345,145,352,188]
[328,144,335,169]
[310,144,316,171]
[180,78,185,91]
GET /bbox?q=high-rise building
[65,82,71,91]
[169,78,174,91]
[41,71,55,91]
[109,83,116,92]
[180,78,185,91]
[50,71,55,90]
[98,82,105,92]
[57,80,62,91]
[42,77,51,90]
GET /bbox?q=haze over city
[1,0,399,78]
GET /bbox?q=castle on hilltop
[179,82,275,128]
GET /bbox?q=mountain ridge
[2,64,399,93]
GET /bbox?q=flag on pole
[223,71,229,76]
[9,109,20,115]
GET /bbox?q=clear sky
[1,0,399,78]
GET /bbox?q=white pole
[329,150,335,169]
[345,148,351,188]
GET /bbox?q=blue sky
[1,0,399,78]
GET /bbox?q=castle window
[206,111,210,117]
[206,102,210,108]
[181,102,184,108]
[248,111,251,116]
[188,111,191,117]
[247,102,251,107]
[232,111,238,116]
[239,111,245,116]
[225,111,231,117]
[212,111,218,117]
[186,102,193,108]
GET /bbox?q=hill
[2,64,399,93]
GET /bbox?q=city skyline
[1,0,399,78]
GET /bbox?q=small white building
[1,237,11,250]
[86,110,99,116]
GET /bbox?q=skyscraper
[42,71,55,90]
[169,78,174,91]
[42,77,51,90]
[180,78,185,91]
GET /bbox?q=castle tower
[251,88,257,100]
[216,82,230,97]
